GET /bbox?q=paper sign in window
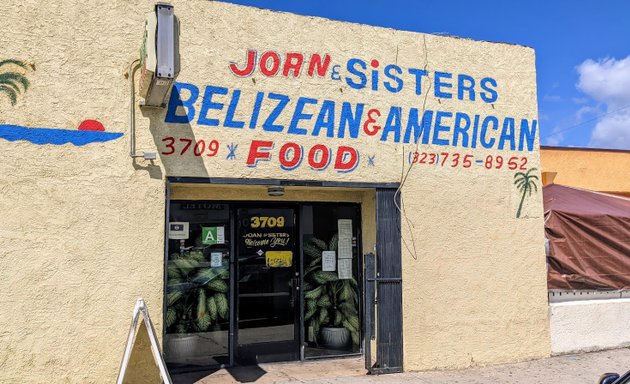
[337,219,353,259]
[322,251,336,271]
[265,251,293,268]
[338,259,352,279]
[210,252,223,268]
[169,222,189,239]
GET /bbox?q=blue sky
[220,0,630,150]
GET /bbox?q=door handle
[289,277,300,308]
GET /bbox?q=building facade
[1,1,550,382]
[541,146,630,197]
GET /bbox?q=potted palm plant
[164,249,229,360]
[303,234,360,350]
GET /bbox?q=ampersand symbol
[330,65,341,81]
[363,108,381,136]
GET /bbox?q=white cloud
[543,94,562,102]
[544,125,565,146]
[575,105,600,121]
[589,110,630,149]
[576,56,630,149]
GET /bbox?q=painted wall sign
[0,58,122,146]
[0,59,32,105]
[514,167,540,218]
[0,123,123,146]
[161,48,537,175]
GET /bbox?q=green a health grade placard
[202,226,225,245]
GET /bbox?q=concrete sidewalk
[174,348,630,384]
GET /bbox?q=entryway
[162,180,403,377]
[235,205,300,364]
[163,190,365,372]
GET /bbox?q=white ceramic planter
[164,334,199,362]
[320,327,350,349]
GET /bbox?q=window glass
[164,202,230,369]
[302,204,362,358]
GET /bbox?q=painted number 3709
[161,137,220,157]
[249,216,285,228]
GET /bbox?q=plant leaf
[0,72,29,91]
[317,295,332,308]
[207,294,218,321]
[166,291,184,306]
[197,289,207,320]
[166,307,177,328]
[192,267,223,286]
[207,278,228,293]
[0,59,29,69]
[310,238,327,251]
[214,293,228,320]
[171,258,199,273]
[304,286,323,300]
[328,233,339,251]
[312,271,338,284]
[0,85,18,105]
[197,313,212,331]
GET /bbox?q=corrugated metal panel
[364,253,376,371]
[372,188,403,373]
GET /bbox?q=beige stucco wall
[1,1,549,382]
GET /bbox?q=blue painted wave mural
[0,124,123,146]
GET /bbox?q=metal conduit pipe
[128,59,141,158]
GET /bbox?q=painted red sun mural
[78,119,106,132]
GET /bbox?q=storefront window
[164,202,231,369]
[301,204,362,358]
[164,200,362,368]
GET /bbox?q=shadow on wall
[121,321,162,384]
[142,94,210,179]
[132,158,163,180]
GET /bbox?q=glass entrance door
[235,206,300,364]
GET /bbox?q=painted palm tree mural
[0,58,123,146]
[0,59,32,105]
[514,167,539,218]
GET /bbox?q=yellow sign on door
[265,251,293,268]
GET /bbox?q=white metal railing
[548,289,630,303]
[116,298,173,384]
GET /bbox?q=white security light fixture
[129,3,180,159]
[139,2,180,107]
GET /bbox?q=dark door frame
[233,203,301,365]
